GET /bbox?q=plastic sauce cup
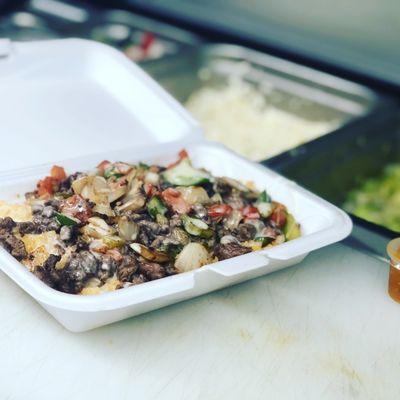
[386,238,400,303]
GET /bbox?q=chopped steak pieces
[0,231,27,260]
[214,242,252,260]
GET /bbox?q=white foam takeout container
[0,39,352,332]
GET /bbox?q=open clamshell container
[0,39,352,332]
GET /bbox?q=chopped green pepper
[258,190,271,203]
[181,215,213,239]
[147,196,167,220]
[54,212,79,227]
[138,162,150,170]
[254,236,274,246]
[158,243,183,258]
[162,158,211,186]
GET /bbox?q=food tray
[142,43,378,160]
[75,9,200,48]
[0,0,199,59]
[266,111,400,260]
[0,38,352,332]
[0,0,92,40]
[0,10,62,41]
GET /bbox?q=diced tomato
[140,32,155,53]
[60,194,92,223]
[270,203,287,228]
[167,149,189,169]
[162,188,180,197]
[50,165,67,182]
[106,249,123,262]
[144,183,157,197]
[37,176,56,198]
[37,165,67,198]
[241,205,260,219]
[207,204,233,220]
[97,160,111,174]
[161,188,191,214]
[178,149,188,160]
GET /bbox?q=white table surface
[1,242,398,400]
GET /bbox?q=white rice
[185,80,336,161]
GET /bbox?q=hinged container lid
[0,38,203,173]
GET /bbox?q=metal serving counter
[0,0,200,61]
[125,0,400,87]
